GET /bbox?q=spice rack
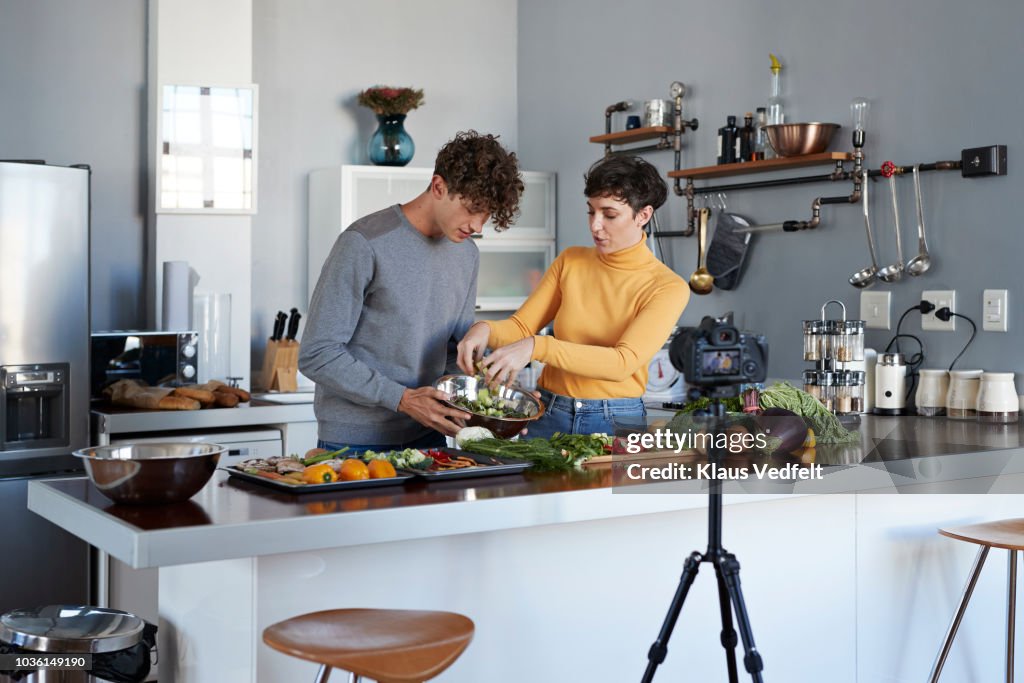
[801,300,866,416]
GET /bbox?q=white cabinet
[308,165,556,311]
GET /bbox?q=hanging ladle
[905,164,932,276]
[849,170,880,288]
[689,207,714,295]
[877,173,905,282]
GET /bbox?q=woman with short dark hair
[457,156,689,438]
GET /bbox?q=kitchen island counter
[26,415,1024,682]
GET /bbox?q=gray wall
[0,0,147,331]
[519,0,1023,384]
[251,0,518,367]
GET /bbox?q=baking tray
[221,467,415,493]
[403,448,531,480]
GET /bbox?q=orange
[338,458,370,481]
[302,463,337,484]
[367,459,397,479]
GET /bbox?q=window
[157,84,258,213]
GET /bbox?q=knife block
[260,339,300,392]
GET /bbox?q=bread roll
[213,392,240,408]
[172,387,216,406]
[213,385,251,402]
[158,395,201,410]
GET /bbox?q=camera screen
[701,349,741,376]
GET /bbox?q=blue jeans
[527,389,647,440]
[317,431,446,456]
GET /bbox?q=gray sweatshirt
[299,205,479,444]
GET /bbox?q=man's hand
[397,387,468,437]
[456,322,491,375]
[479,337,535,386]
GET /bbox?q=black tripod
[641,395,765,683]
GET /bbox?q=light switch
[860,291,891,330]
[983,289,1008,332]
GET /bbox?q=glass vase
[367,113,414,166]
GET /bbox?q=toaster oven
[90,331,199,399]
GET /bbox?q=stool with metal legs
[263,608,474,683]
[929,519,1024,682]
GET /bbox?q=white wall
[149,0,254,387]
[251,0,519,371]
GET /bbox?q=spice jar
[946,369,983,419]
[802,320,826,361]
[977,372,1019,423]
[832,320,865,362]
[803,370,837,412]
[834,370,866,415]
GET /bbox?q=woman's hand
[480,337,535,386]
[456,322,491,375]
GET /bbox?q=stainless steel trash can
[0,605,145,683]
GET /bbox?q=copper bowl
[73,443,224,505]
[764,122,840,157]
[434,374,544,439]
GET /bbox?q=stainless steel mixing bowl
[764,122,840,157]
[434,374,544,439]
[73,443,224,505]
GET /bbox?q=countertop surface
[91,398,316,436]
[28,415,1024,568]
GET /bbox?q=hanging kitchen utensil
[849,171,880,288]
[906,164,932,275]
[706,212,754,290]
[689,208,714,295]
[877,173,905,282]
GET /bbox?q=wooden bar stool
[929,519,1024,682]
[263,608,474,683]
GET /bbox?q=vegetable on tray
[460,433,613,471]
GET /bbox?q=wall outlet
[921,290,956,331]
[860,291,891,329]
[983,289,1009,332]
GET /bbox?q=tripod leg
[719,552,765,683]
[713,561,741,683]
[641,551,703,683]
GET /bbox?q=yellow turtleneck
[487,234,690,399]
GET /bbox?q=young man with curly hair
[300,131,524,453]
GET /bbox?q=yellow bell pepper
[302,463,337,484]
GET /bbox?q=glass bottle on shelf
[738,113,755,162]
[717,115,738,165]
[752,107,767,161]
[767,53,785,126]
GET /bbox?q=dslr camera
[668,313,768,394]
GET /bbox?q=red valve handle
[880,160,896,178]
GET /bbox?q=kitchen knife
[285,308,302,341]
[272,311,287,341]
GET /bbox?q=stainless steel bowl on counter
[73,443,224,505]
[434,374,544,439]
[764,122,840,157]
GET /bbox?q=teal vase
[367,113,414,166]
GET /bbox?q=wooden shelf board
[589,126,672,145]
[668,152,853,180]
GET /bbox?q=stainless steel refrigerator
[0,161,91,611]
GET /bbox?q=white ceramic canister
[977,372,1019,423]
[915,369,950,416]
[946,369,983,419]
